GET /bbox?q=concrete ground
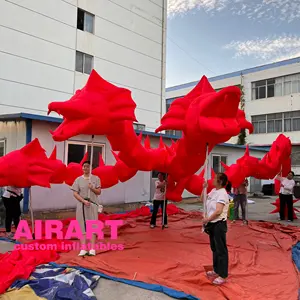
[1,196,299,299]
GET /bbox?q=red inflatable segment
[0,139,54,188]
[48,146,67,184]
[156,76,253,148]
[48,70,137,141]
[222,134,292,189]
[221,162,246,188]
[92,154,119,188]
[111,151,137,182]
[64,152,88,186]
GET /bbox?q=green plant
[237,83,246,145]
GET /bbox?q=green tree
[237,83,246,145]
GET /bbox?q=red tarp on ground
[1,206,300,299]
[0,205,180,295]
[57,211,300,300]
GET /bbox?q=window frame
[284,111,300,132]
[75,51,94,75]
[0,139,6,157]
[252,73,300,100]
[165,130,182,137]
[252,110,300,134]
[133,123,146,131]
[65,140,106,167]
[212,154,227,173]
[252,115,267,134]
[77,8,95,34]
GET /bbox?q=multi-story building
[0,0,169,211]
[166,57,300,175]
[0,0,167,131]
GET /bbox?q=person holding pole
[276,171,295,222]
[200,172,230,285]
[150,172,168,228]
[71,161,101,256]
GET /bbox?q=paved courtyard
[1,196,299,299]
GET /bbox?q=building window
[166,130,182,137]
[166,103,171,112]
[252,115,267,134]
[75,51,93,74]
[212,155,227,173]
[252,73,300,100]
[166,97,181,113]
[252,110,300,134]
[0,140,5,157]
[66,141,105,168]
[267,113,282,133]
[77,8,94,33]
[133,123,146,131]
[252,79,274,100]
[284,111,300,132]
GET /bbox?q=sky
[166,0,300,87]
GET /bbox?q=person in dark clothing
[2,186,23,239]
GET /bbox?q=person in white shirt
[276,171,295,222]
[200,172,229,285]
[2,186,23,239]
[150,172,167,228]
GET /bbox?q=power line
[167,36,217,76]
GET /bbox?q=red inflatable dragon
[45,70,292,200]
[0,70,292,201]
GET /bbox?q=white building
[0,0,167,131]
[166,57,300,174]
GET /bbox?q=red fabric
[0,205,179,294]
[0,248,59,294]
[282,157,292,177]
[0,138,54,188]
[274,179,281,195]
[2,207,300,299]
[56,212,300,300]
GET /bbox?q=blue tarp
[292,241,300,271]
[50,262,199,300]
[291,242,300,300]
[10,264,100,300]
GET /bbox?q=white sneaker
[89,249,96,256]
[78,250,88,257]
